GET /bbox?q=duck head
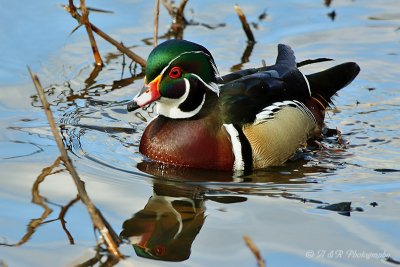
[127,39,220,119]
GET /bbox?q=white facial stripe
[223,124,245,171]
[160,50,220,78]
[190,73,219,95]
[157,78,206,119]
[154,50,219,118]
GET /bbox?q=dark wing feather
[220,72,284,124]
[275,44,296,69]
[217,44,296,84]
[220,69,309,124]
[219,44,310,124]
[219,44,360,124]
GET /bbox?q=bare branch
[177,0,188,19]
[243,235,266,267]
[161,0,174,16]
[28,68,123,258]
[64,1,146,67]
[234,4,256,43]
[80,0,104,66]
[154,0,160,47]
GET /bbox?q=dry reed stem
[28,68,123,258]
[64,1,146,67]
[154,0,160,47]
[234,4,255,43]
[80,0,103,66]
[243,235,266,267]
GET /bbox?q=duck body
[127,40,360,171]
[140,113,234,170]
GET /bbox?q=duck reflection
[120,180,246,261]
[120,158,333,262]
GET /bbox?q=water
[1,0,400,266]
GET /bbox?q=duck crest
[126,40,360,171]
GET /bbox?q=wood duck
[127,40,360,172]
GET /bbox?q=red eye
[168,66,182,79]
[154,245,166,256]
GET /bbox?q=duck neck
[192,90,219,120]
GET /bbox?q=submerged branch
[28,68,123,258]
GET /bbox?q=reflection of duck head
[120,182,206,261]
[120,181,247,261]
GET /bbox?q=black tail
[306,62,360,107]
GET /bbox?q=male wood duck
[127,40,360,171]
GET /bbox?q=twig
[243,235,266,267]
[159,0,188,39]
[174,0,188,39]
[0,157,62,247]
[154,0,160,47]
[28,68,123,258]
[59,195,81,244]
[64,1,146,68]
[90,21,146,67]
[80,0,103,66]
[176,0,188,20]
[234,4,255,43]
[161,0,174,16]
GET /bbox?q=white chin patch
[157,78,206,119]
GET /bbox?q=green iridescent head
[127,39,220,119]
[145,39,219,84]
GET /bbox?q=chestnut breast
[139,116,234,170]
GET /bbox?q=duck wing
[220,44,310,124]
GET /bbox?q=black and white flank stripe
[254,100,316,125]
